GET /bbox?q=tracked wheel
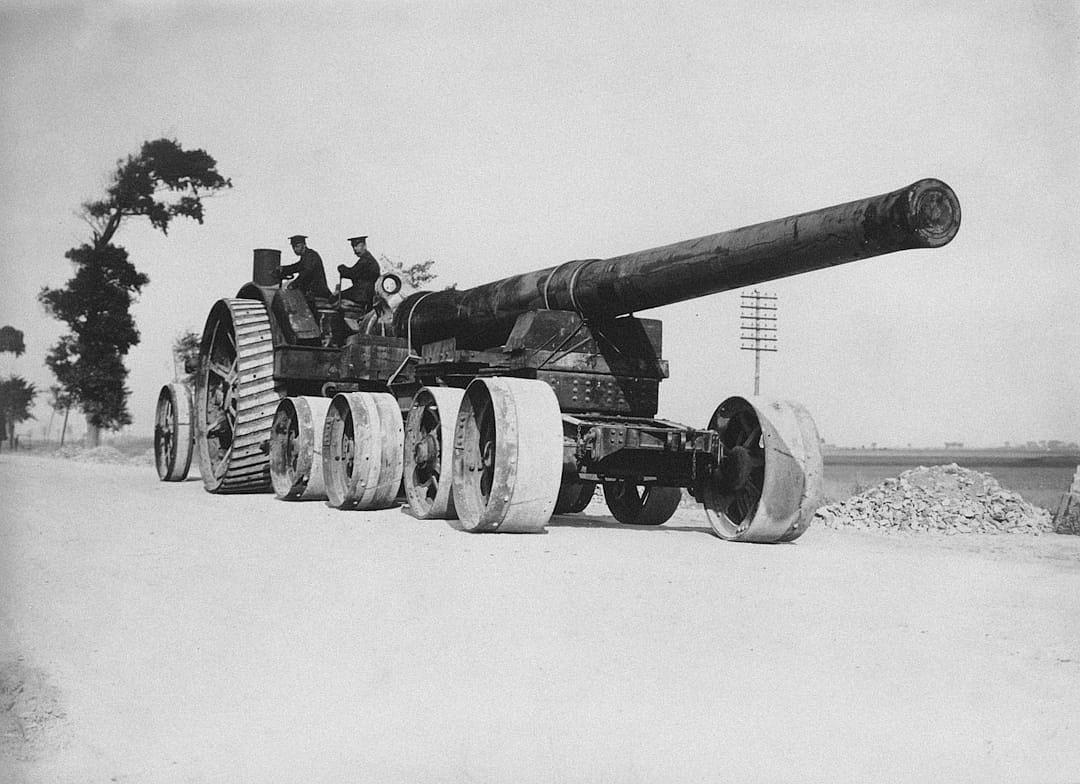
[195,299,284,493]
[554,481,597,514]
[603,482,682,526]
[404,386,464,519]
[270,396,331,501]
[323,391,404,510]
[154,382,194,481]
[452,377,562,533]
[701,396,823,542]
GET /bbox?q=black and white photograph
[1,2,1078,782]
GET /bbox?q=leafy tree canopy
[41,244,148,355]
[381,255,439,288]
[85,138,232,246]
[0,375,37,445]
[172,330,201,385]
[0,326,25,356]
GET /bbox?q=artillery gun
[154,178,960,541]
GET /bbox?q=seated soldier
[336,235,381,312]
[277,234,331,300]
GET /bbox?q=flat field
[823,449,1078,510]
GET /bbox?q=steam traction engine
[154,179,960,541]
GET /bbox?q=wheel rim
[404,387,464,519]
[702,396,823,542]
[203,312,240,480]
[274,407,300,475]
[554,480,596,514]
[457,383,498,517]
[155,388,176,478]
[195,299,281,493]
[477,400,496,503]
[323,396,355,508]
[411,402,443,508]
[323,392,403,510]
[710,402,766,528]
[155,383,193,481]
[270,401,301,497]
[452,377,562,533]
[270,396,331,501]
[603,481,681,525]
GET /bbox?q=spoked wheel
[602,482,682,525]
[452,377,562,533]
[554,480,597,514]
[270,396,331,500]
[154,382,194,481]
[404,386,464,519]
[323,391,404,510]
[195,299,284,493]
[700,396,823,542]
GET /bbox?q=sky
[0,0,1077,448]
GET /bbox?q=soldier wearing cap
[277,234,331,299]
[336,235,381,311]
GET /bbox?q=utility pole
[739,290,777,395]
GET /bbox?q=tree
[0,326,25,356]
[172,330,201,386]
[0,325,34,448]
[0,376,36,447]
[381,255,439,288]
[47,384,75,446]
[39,138,231,446]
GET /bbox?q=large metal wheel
[554,480,597,514]
[154,382,194,481]
[270,395,331,501]
[701,396,823,543]
[452,377,562,533]
[195,299,284,493]
[404,386,464,519]
[323,391,404,510]
[603,482,682,526]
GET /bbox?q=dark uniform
[279,235,331,299]
[338,235,381,310]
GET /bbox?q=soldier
[336,235,381,311]
[277,234,331,299]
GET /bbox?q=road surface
[2,454,1078,783]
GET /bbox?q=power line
[739,290,777,395]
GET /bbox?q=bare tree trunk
[86,416,101,448]
[60,407,70,447]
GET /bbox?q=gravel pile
[815,463,1052,535]
[52,445,153,466]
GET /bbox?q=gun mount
[154,178,960,542]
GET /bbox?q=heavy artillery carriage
[154,178,960,541]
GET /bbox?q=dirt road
[2,454,1079,783]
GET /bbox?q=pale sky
[1,0,1077,447]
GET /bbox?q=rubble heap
[815,463,1052,535]
[53,445,149,466]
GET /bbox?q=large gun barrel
[394,178,959,348]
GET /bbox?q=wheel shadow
[546,512,714,535]
[395,505,712,535]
